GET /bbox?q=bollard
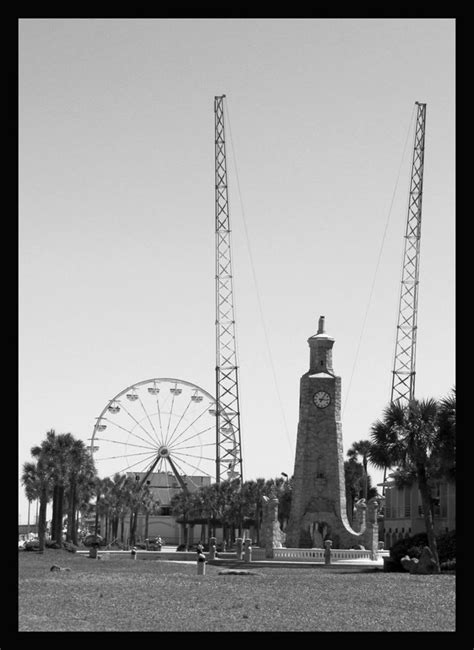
[131,546,137,560]
[236,537,243,560]
[89,546,98,559]
[209,536,217,560]
[197,553,206,575]
[244,539,252,562]
[324,539,332,565]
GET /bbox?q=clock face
[313,391,331,409]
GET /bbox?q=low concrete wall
[273,548,373,562]
[76,550,202,561]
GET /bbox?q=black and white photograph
[18,18,455,633]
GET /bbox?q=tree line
[21,387,455,571]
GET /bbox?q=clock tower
[285,316,379,550]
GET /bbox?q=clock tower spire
[285,316,379,551]
[308,315,335,374]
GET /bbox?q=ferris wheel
[90,378,237,496]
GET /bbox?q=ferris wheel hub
[158,445,170,458]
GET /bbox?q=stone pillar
[244,539,252,562]
[324,539,332,565]
[354,499,367,532]
[209,536,217,560]
[262,496,282,558]
[236,537,243,560]
[365,498,380,559]
[197,553,206,575]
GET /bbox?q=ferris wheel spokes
[98,449,161,481]
[116,400,158,448]
[165,384,179,442]
[165,394,194,448]
[166,404,215,450]
[98,417,159,452]
[136,394,161,446]
[167,424,215,454]
[165,452,211,489]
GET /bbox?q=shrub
[45,539,62,549]
[390,533,428,570]
[436,530,456,564]
[389,530,456,571]
[440,559,456,572]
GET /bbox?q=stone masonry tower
[285,316,379,551]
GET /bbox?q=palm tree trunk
[183,520,188,550]
[130,507,139,546]
[417,465,440,573]
[38,487,48,553]
[74,509,80,545]
[363,460,368,502]
[67,481,76,542]
[51,484,59,542]
[256,505,261,545]
[54,485,65,544]
[144,511,149,540]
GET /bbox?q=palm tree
[22,456,52,552]
[105,473,129,542]
[277,476,292,532]
[141,486,160,541]
[32,430,80,544]
[238,478,267,544]
[170,489,197,550]
[65,440,96,545]
[21,461,41,537]
[196,484,219,542]
[347,440,372,502]
[344,458,364,525]
[434,387,456,481]
[369,398,442,572]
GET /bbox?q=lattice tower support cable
[391,102,427,404]
[214,95,243,484]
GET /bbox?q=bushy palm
[369,398,442,572]
[31,430,83,543]
[21,459,51,551]
[65,439,96,544]
[170,489,199,550]
[347,440,372,502]
[434,387,456,480]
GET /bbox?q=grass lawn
[18,549,456,632]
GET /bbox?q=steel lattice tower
[214,95,243,484]
[391,102,427,403]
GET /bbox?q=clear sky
[19,18,455,524]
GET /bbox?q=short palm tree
[21,461,42,535]
[65,439,96,544]
[22,456,51,552]
[32,430,80,544]
[435,387,456,481]
[170,489,198,549]
[369,398,442,572]
[347,440,372,502]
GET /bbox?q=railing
[76,547,378,562]
[272,548,374,561]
